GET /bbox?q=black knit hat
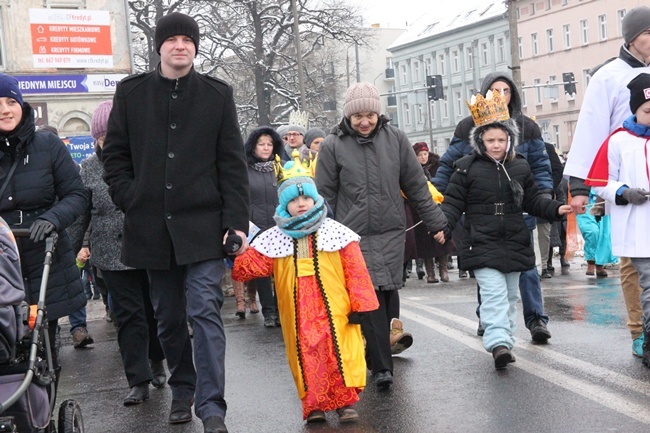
[627,73,650,114]
[154,12,200,54]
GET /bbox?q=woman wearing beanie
[315,82,448,389]
[77,100,167,405]
[233,155,378,423]
[0,73,88,376]
[240,126,284,325]
[300,127,326,161]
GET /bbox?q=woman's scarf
[252,161,275,172]
[274,195,327,239]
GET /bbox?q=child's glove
[223,228,243,254]
[348,311,371,324]
[621,187,650,205]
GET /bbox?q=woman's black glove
[29,219,55,242]
[348,311,371,324]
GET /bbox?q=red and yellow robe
[232,218,378,418]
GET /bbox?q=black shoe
[374,370,393,391]
[416,259,425,280]
[642,330,650,369]
[492,345,513,369]
[274,316,281,327]
[150,360,167,389]
[169,399,193,424]
[477,322,485,336]
[264,317,276,328]
[560,257,570,268]
[459,270,468,278]
[468,270,475,278]
[203,416,228,433]
[529,319,552,343]
[547,264,555,273]
[123,383,149,406]
[541,268,552,279]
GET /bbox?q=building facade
[517,0,645,153]
[388,2,508,154]
[0,0,131,161]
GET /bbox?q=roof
[388,1,507,50]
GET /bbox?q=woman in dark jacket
[242,126,284,326]
[441,114,570,369]
[0,74,87,369]
[78,100,166,406]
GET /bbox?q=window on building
[563,24,571,49]
[546,29,554,52]
[481,42,489,65]
[451,50,459,73]
[582,68,591,90]
[400,64,407,85]
[416,104,425,124]
[497,38,505,63]
[546,0,551,10]
[516,8,520,19]
[425,57,432,75]
[0,11,5,69]
[561,0,568,5]
[618,10,626,37]
[521,81,527,107]
[467,47,474,69]
[598,14,607,40]
[580,19,588,45]
[438,54,446,76]
[429,100,436,121]
[455,91,462,115]
[531,33,538,56]
[531,2,536,15]
[403,102,411,126]
[553,125,560,145]
[518,37,523,59]
[412,60,421,83]
[549,75,558,102]
[534,78,542,105]
[442,98,449,119]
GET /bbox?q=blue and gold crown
[275,150,315,184]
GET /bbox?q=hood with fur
[244,126,285,165]
[479,72,522,118]
[470,119,520,162]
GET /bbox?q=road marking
[401,303,650,425]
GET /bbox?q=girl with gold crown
[232,153,378,424]
[440,91,572,369]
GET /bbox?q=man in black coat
[102,12,249,433]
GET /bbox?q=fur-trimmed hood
[469,119,520,162]
[244,126,285,165]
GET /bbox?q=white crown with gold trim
[288,109,309,130]
[466,90,510,127]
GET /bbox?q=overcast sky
[353,0,497,29]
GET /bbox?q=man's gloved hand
[29,219,55,242]
[348,311,371,325]
[223,228,243,255]
[621,188,650,205]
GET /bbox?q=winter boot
[390,318,413,354]
[596,265,608,277]
[234,280,246,319]
[424,257,438,283]
[415,259,426,280]
[437,256,449,282]
[586,260,595,276]
[247,284,259,313]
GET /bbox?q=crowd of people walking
[0,6,649,433]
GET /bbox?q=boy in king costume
[232,151,378,423]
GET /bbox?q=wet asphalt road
[55,256,650,433]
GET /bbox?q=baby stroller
[0,224,84,433]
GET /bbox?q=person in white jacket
[586,73,650,366]
[564,6,650,357]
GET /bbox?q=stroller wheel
[57,400,84,433]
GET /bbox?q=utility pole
[290,0,306,109]
[507,0,521,90]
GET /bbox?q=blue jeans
[68,307,87,334]
[475,230,549,328]
[474,268,521,352]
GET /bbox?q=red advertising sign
[29,9,113,68]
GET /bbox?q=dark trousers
[249,277,277,319]
[101,269,164,387]
[148,259,226,421]
[362,289,400,375]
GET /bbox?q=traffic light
[562,72,576,96]
[427,75,444,101]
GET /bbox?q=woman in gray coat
[315,83,448,390]
[79,101,165,406]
